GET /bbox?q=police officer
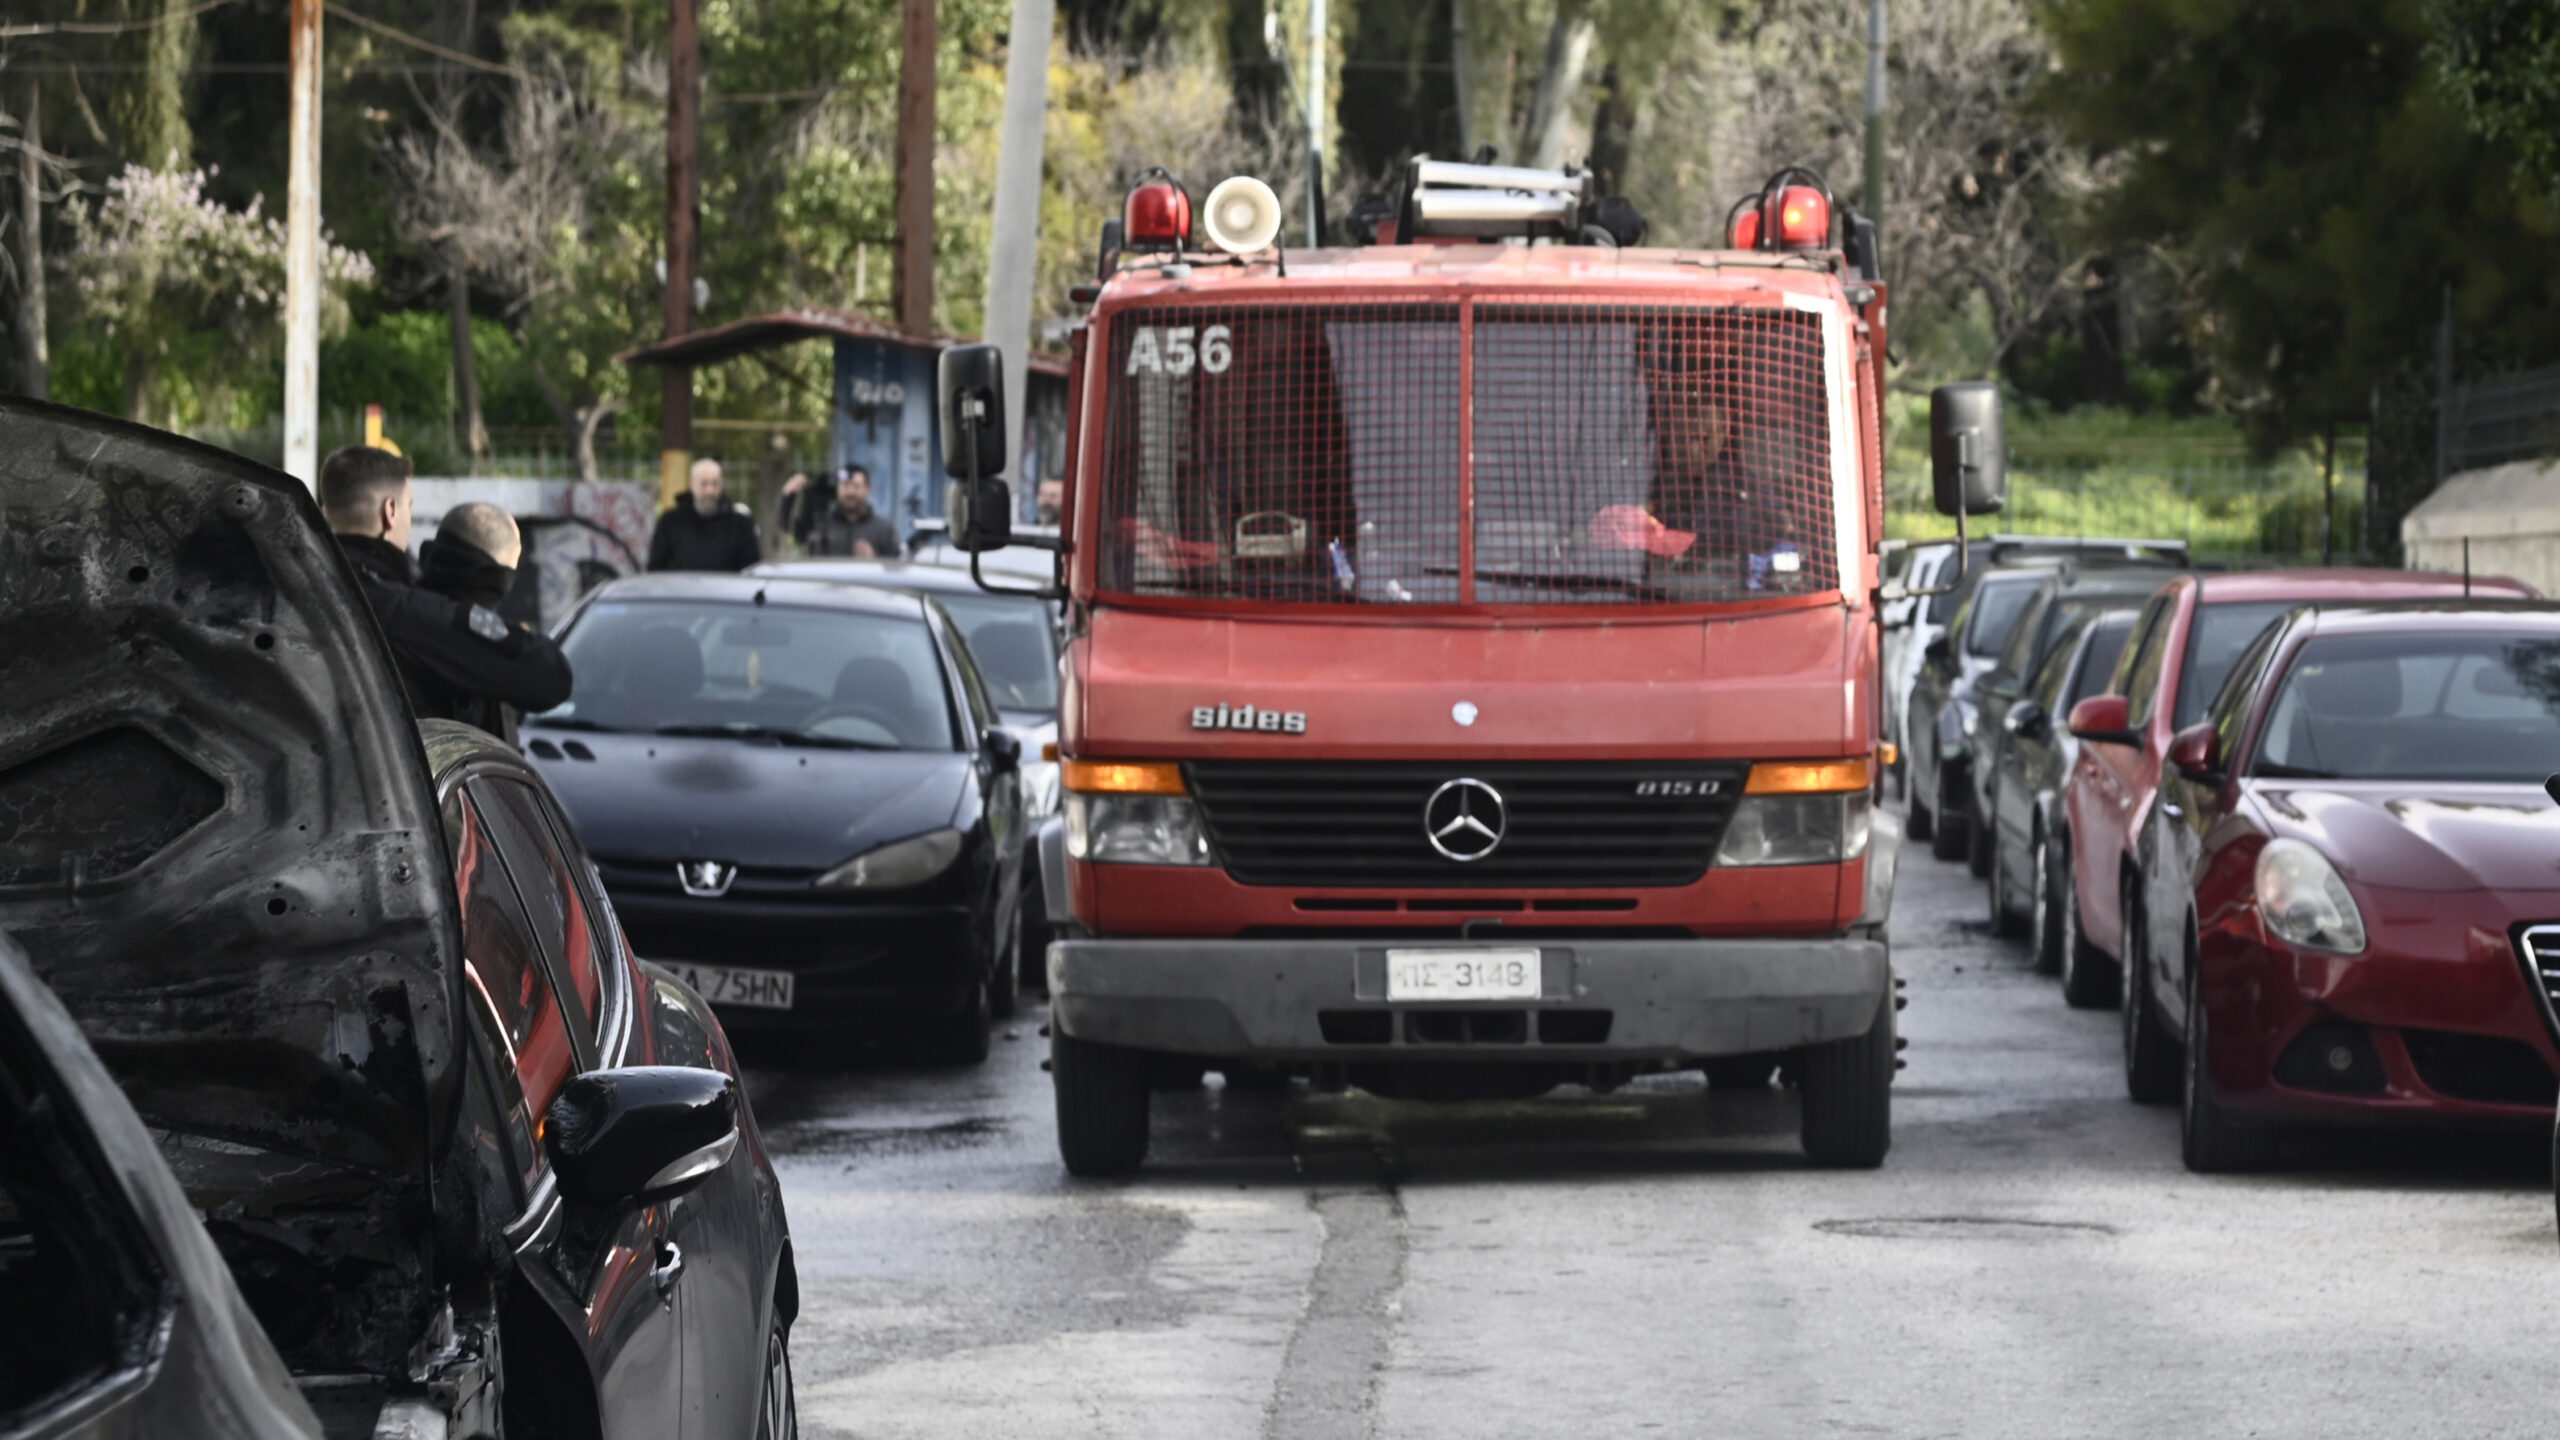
[321,445,573,738]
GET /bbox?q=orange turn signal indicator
[1061,759,1186,795]
[1744,758,1872,795]
[1878,742,1899,768]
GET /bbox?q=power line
[0,0,238,41]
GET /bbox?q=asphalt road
[745,821,2560,1439]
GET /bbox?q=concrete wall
[2402,458,2560,597]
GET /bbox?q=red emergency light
[1726,199,1761,250]
[1774,185,1830,249]
[1124,174,1192,250]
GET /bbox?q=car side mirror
[2167,721,2221,781]
[939,343,1012,554]
[982,727,1022,771]
[2006,699,2048,740]
[1930,382,2007,518]
[1923,635,1952,667]
[2548,774,2560,809]
[545,1066,740,1207]
[2066,694,2138,746]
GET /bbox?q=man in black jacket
[320,446,573,737]
[648,457,762,571]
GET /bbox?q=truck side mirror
[1930,382,2007,518]
[940,344,1012,554]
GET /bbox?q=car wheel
[1703,1054,1780,1091]
[1928,770,1969,862]
[1017,908,1051,1000]
[756,1319,797,1440]
[926,978,993,1066]
[1987,828,2028,939]
[2181,944,2274,1173]
[1054,1030,1152,1175]
[2121,892,2180,1105]
[1965,791,1996,879]
[1906,783,1935,842]
[2058,841,2117,1009]
[2028,827,2063,974]
[1798,994,1894,1168]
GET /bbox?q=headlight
[1065,792,1211,866]
[1714,793,1872,868]
[2254,838,2365,953]
[813,828,964,890]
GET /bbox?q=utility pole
[981,0,1053,506]
[283,0,323,488]
[1864,0,1886,234]
[16,80,48,401]
[1305,0,1326,245]
[894,0,937,339]
[661,0,700,509]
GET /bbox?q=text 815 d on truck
[943,159,2006,1175]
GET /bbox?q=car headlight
[2254,838,2365,954]
[1064,792,1211,866]
[813,828,964,890]
[1714,792,1872,868]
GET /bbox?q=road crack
[1263,1184,1408,1440]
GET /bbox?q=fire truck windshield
[1093,301,1841,606]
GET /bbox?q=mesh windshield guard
[1093,299,1838,606]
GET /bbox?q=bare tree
[390,62,646,479]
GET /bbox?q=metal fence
[2441,364,2560,475]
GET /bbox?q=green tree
[2429,0,2560,195]
[2042,0,2560,455]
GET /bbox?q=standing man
[649,457,762,571]
[799,464,903,557]
[320,446,573,733]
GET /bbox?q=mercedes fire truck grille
[1184,760,1749,888]
[1095,300,1840,607]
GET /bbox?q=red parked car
[2103,600,2560,1170]
[2057,569,2535,1022]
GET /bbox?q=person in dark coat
[413,501,555,741]
[798,465,903,557]
[320,446,574,738]
[648,457,762,572]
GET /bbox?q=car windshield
[1965,577,2042,658]
[926,590,1059,714]
[2254,631,2560,783]
[2175,600,2297,729]
[1093,302,1838,606]
[534,600,958,751]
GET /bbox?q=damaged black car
[0,401,796,1440]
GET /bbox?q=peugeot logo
[1423,778,1508,863]
[677,860,738,898]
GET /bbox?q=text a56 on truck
[941,158,2007,1174]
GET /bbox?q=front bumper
[607,889,979,1024]
[1047,935,1889,1061]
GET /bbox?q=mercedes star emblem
[1423,778,1508,862]
[677,860,738,897]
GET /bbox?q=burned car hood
[0,401,461,1374]
[528,730,971,871]
[2255,782,2560,894]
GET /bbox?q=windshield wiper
[654,722,896,751]
[526,715,621,732]
[2254,760,2339,779]
[1425,566,1674,600]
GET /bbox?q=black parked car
[0,401,795,1440]
[0,931,323,1440]
[1968,565,2174,874]
[1980,607,2138,995]
[751,557,1062,996]
[530,573,1030,1061]
[1905,564,2053,861]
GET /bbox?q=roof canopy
[619,305,1066,374]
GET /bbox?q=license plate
[1384,948,1542,1003]
[670,962,795,1011]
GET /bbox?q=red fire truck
[939,159,2005,1174]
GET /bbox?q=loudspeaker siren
[1203,175,1284,256]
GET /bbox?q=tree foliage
[2042,0,2560,454]
[2428,0,2560,196]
